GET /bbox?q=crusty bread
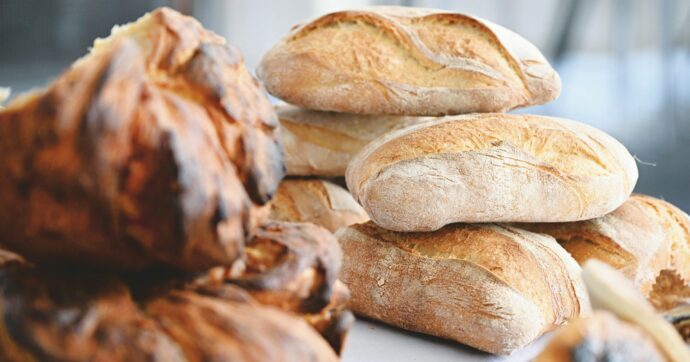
[258,6,560,116]
[277,105,432,176]
[631,195,690,284]
[581,260,690,362]
[535,311,665,362]
[0,8,283,271]
[336,221,590,355]
[346,113,638,231]
[0,221,350,361]
[269,178,369,232]
[518,194,675,297]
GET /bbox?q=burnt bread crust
[0,221,349,361]
[0,8,283,271]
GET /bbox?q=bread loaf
[277,105,432,176]
[518,194,675,297]
[336,221,590,354]
[0,8,283,271]
[270,178,369,232]
[258,6,560,116]
[536,311,665,362]
[0,221,350,361]
[346,113,638,231]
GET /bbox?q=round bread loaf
[277,105,432,176]
[518,194,680,297]
[258,6,560,116]
[346,113,638,231]
[336,221,590,355]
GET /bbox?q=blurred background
[1,0,689,211]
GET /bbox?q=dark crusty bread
[336,221,590,355]
[0,8,283,271]
[0,221,350,361]
[258,6,560,115]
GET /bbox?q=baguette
[258,6,560,116]
[277,105,432,176]
[336,221,590,354]
[346,113,638,231]
[518,194,676,297]
[270,178,369,232]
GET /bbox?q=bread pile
[259,5,690,355]
[0,8,352,361]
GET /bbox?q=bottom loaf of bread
[336,222,591,355]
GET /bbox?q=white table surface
[342,319,551,362]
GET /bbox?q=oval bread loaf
[277,105,432,176]
[258,6,560,116]
[336,221,590,355]
[518,194,679,297]
[346,113,639,231]
[269,178,369,232]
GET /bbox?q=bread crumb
[377,277,385,286]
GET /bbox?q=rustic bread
[277,105,432,176]
[346,113,638,231]
[518,194,675,297]
[258,6,560,116]
[0,221,350,361]
[536,311,665,362]
[0,8,283,271]
[269,178,369,232]
[336,221,590,355]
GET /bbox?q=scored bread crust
[0,8,284,271]
[346,113,638,231]
[258,6,560,116]
[277,105,432,176]
[518,194,682,297]
[269,178,369,232]
[336,222,590,355]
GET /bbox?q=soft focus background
[1,0,689,211]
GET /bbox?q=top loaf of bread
[258,6,560,116]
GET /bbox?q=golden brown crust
[519,194,674,297]
[258,6,560,116]
[269,178,369,232]
[346,113,638,231]
[0,8,283,271]
[336,221,589,355]
[535,311,665,362]
[632,195,690,282]
[277,105,433,176]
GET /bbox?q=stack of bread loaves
[259,5,690,355]
[0,8,352,361]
